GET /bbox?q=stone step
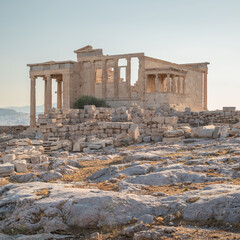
[48,137,59,141]
[20,127,41,139]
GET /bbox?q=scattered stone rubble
[0,105,240,239]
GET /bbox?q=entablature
[145,67,187,77]
[77,53,144,63]
[27,61,76,72]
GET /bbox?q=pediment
[74,45,93,53]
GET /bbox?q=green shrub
[73,95,110,109]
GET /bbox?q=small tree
[73,95,110,109]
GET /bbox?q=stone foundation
[36,105,240,148]
[38,106,177,142]
[176,109,240,126]
[0,126,28,136]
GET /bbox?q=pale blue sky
[0,0,239,110]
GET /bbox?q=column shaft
[138,56,145,100]
[155,74,159,93]
[172,75,176,93]
[145,75,148,92]
[182,77,186,94]
[57,80,62,109]
[114,59,119,99]
[204,72,207,110]
[159,75,163,92]
[30,76,36,127]
[102,60,107,99]
[90,61,95,96]
[46,75,52,111]
[44,78,47,113]
[166,74,170,92]
[126,57,131,98]
[63,73,71,109]
[177,76,180,94]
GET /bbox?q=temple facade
[28,45,209,127]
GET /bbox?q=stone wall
[38,106,178,142]
[37,106,240,145]
[176,110,240,126]
[133,116,177,138]
[39,121,139,141]
[38,106,112,125]
[0,126,28,136]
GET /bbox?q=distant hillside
[0,103,57,126]
[0,108,18,116]
[0,108,29,126]
[6,103,57,114]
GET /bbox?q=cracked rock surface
[0,136,240,239]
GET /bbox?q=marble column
[30,76,36,128]
[46,75,52,111]
[155,74,159,93]
[204,72,207,110]
[182,76,186,94]
[90,60,95,96]
[172,75,176,93]
[102,60,107,99]
[57,80,62,109]
[63,73,71,109]
[177,76,180,94]
[126,57,131,98]
[43,77,47,114]
[159,75,164,92]
[145,75,148,92]
[114,58,119,99]
[138,56,145,100]
[166,74,170,92]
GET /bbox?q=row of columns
[154,74,186,94]
[91,57,133,99]
[30,75,63,127]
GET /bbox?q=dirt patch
[139,180,239,196]
[0,178,9,187]
[33,188,51,198]
[62,156,124,183]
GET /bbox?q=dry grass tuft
[33,188,51,198]
[139,179,239,196]
[175,211,183,219]
[216,149,230,156]
[62,156,124,183]
[0,178,10,187]
[155,216,164,224]
[97,181,120,192]
[186,196,200,203]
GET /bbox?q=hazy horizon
[0,0,240,110]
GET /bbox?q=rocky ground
[0,135,240,239]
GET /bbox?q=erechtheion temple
[28,45,209,127]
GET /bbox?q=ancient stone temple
[28,45,209,127]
